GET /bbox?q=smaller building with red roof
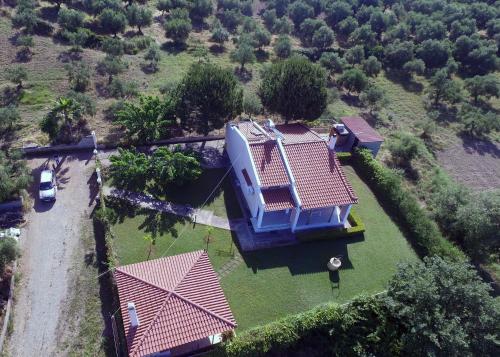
[225,120,358,233]
[340,116,384,157]
[114,251,236,357]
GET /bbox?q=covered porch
[293,205,351,231]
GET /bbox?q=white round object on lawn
[327,257,342,271]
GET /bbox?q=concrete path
[103,187,242,231]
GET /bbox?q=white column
[342,205,352,225]
[257,204,264,228]
[291,207,301,232]
[329,206,341,224]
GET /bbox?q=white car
[39,169,57,202]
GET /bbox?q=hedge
[351,148,465,261]
[296,209,365,242]
[211,295,402,357]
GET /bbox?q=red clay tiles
[262,187,295,211]
[284,141,358,209]
[249,141,290,187]
[115,251,236,357]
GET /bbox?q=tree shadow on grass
[161,41,186,55]
[209,44,225,55]
[385,70,424,93]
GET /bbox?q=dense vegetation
[214,256,499,356]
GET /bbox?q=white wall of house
[225,124,264,218]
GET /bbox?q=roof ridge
[173,252,236,327]
[114,268,171,295]
[131,289,176,356]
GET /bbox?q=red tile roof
[284,141,358,209]
[262,187,295,211]
[341,116,384,143]
[249,141,290,187]
[115,251,236,357]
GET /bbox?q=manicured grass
[112,211,236,270]
[110,166,418,331]
[162,168,243,219]
[221,165,418,330]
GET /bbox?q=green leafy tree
[449,18,477,41]
[176,62,243,135]
[0,238,19,273]
[189,0,212,23]
[312,25,335,50]
[102,37,125,57]
[273,0,289,17]
[116,95,176,142]
[12,1,39,34]
[0,107,20,133]
[387,131,426,164]
[143,43,161,72]
[57,8,85,32]
[253,26,271,51]
[416,39,450,69]
[273,35,292,59]
[99,9,128,37]
[6,66,28,90]
[220,8,241,33]
[15,35,34,60]
[98,55,127,84]
[324,1,352,26]
[453,35,498,75]
[362,56,382,77]
[259,56,327,123]
[150,147,202,186]
[164,9,192,45]
[127,4,152,34]
[0,150,31,203]
[402,59,425,78]
[458,104,499,137]
[360,85,386,114]
[65,61,91,92]
[337,16,358,37]
[384,40,414,69]
[288,0,314,28]
[339,68,368,94]
[350,24,376,47]
[262,9,277,30]
[230,38,256,71]
[464,75,500,104]
[299,18,325,46]
[109,148,150,191]
[211,19,230,48]
[156,0,171,15]
[40,97,84,142]
[427,69,462,106]
[272,16,293,35]
[415,19,446,42]
[63,28,90,52]
[319,52,346,76]
[386,256,499,356]
[345,45,365,65]
[242,91,262,118]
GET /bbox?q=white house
[225,120,358,233]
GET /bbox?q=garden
[108,164,418,330]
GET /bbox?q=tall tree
[259,56,327,123]
[127,4,152,34]
[386,256,499,356]
[99,9,128,37]
[176,62,243,135]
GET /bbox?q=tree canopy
[259,56,327,123]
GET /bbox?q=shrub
[296,209,365,242]
[0,149,31,203]
[57,8,84,32]
[99,9,128,37]
[65,61,91,92]
[362,56,381,77]
[0,238,19,273]
[273,35,292,59]
[351,148,464,260]
[338,68,368,94]
[0,106,20,133]
[164,10,192,44]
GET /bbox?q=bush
[57,8,84,32]
[351,148,464,260]
[0,238,19,273]
[213,295,400,357]
[0,106,20,133]
[273,35,292,59]
[0,150,31,203]
[65,61,91,92]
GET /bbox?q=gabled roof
[341,116,384,143]
[115,251,236,357]
[249,141,290,187]
[284,141,358,209]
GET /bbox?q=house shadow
[239,235,362,276]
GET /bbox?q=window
[241,169,253,187]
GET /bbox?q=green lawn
[110,165,418,331]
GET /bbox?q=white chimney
[328,127,337,150]
[128,302,140,327]
[264,119,275,130]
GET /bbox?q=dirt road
[7,152,95,356]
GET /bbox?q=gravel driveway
[7,152,95,356]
